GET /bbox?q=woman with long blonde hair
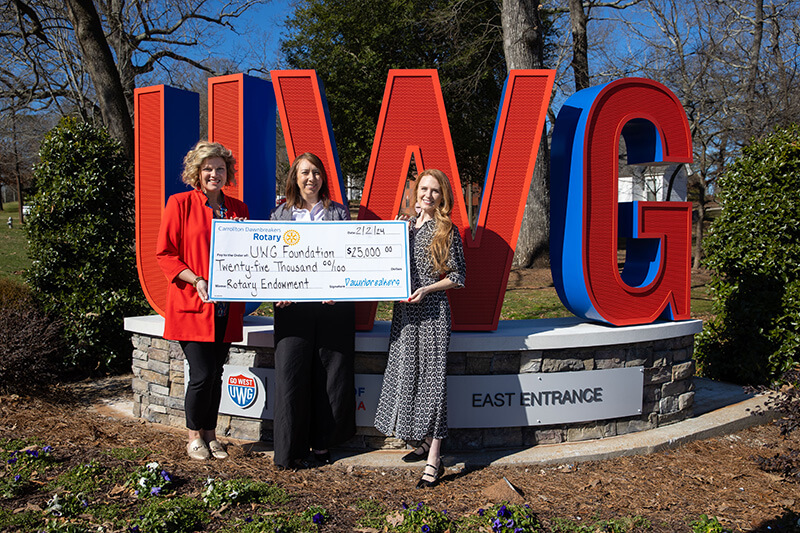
[374,168,466,488]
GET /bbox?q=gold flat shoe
[207,440,228,459]
[187,438,210,460]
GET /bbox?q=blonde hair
[415,169,455,275]
[285,152,332,209]
[181,141,237,189]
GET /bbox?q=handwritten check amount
[208,220,411,302]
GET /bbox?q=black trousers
[181,316,230,431]
[273,302,356,467]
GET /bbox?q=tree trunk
[692,178,706,269]
[502,0,550,267]
[104,0,136,118]
[568,0,590,91]
[745,0,764,103]
[64,0,134,159]
[15,175,24,225]
[10,107,24,224]
[743,0,763,137]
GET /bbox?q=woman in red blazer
[156,141,249,461]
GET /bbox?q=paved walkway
[98,377,779,469]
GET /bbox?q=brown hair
[415,169,455,275]
[181,141,237,189]
[285,152,331,209]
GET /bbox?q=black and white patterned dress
[374,219,466,440]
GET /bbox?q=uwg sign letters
[134,70,693,330]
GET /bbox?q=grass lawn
[0,202,30,283]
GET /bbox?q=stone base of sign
[126,315,701,451]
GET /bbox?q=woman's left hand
[404,277,460,304]
[406,286,430,304]
[231,216,248,222]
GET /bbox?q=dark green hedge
[26,118,150,373]
[695,124,800,384]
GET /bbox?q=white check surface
[208,220,410,302]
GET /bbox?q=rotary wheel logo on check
[282,229,300,245]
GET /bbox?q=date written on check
[207,220,411,302]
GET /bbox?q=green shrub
[26,117,149,373]
[0,279,64,394]
[690,514,731,533]
[354,498,387,529]
[201,477,290,508]
[134,496,209,533]
[458,503,543,532]
[126,461,174,498]
[48,460,106,494]
[0,508,45,532]
[695,124,800,384]
[218,506,327,532]
[547,515,649,532]
[387,502,452,533]
[40,520,93,533]
[0,444,56,499]
[45,492,90,518]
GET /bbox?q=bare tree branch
[0,0,268,157]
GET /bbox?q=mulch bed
[2,376,799,532]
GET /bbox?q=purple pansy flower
[312,512,324,524]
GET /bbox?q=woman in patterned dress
[374,168,466,488]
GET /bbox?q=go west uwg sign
[133,69,693,331]
[135,69,696,429]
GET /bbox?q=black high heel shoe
[402,440,431,463]
[415,461,444,489]
[313,450,332,465]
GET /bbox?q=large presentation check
[208,220,411,302]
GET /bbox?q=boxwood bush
[695,124,800,384]
[26,118,149,373]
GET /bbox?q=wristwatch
[192,276,204,287]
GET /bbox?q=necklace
[203,191,227,218]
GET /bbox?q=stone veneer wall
[131,332,695,451]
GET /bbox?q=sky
[216,1,296,72]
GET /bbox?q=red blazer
[156,189,250,342]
